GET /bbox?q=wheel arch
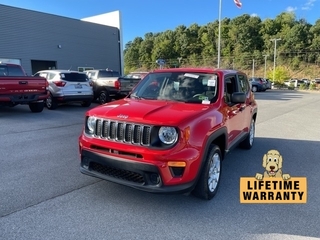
[193,127,227,186]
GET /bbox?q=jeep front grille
[93,119,152,146]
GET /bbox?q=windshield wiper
[130,95,144,100]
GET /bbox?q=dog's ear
[278,154,283,169]
[262,154,267,168]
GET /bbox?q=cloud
[286,6,297,12]
[251,13,258,17]
[302,0,316,10]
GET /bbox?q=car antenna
[68,66,72,71]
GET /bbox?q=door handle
[19,81,28,85]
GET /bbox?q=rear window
[59,72,88,82]
[0,65,25,76]
[98,70,120,78]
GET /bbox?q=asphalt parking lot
[0,90,319,240]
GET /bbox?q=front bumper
[80,149,195,194]
[79,130,202,194]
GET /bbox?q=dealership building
[0,4,123,75]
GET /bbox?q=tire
[45,93,58,110]
[81,101,92,107]
[252,86,258,92]
[192,145,222,200]
[29,101,44,113]
[240,118,255,149]
[98,90,111,105]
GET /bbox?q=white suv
[33,70,93,110]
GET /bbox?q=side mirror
[231,92,246,103]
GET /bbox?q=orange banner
[240,177,307,204]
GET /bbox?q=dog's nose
[270,166,275,170]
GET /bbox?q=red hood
[88,98,212,125]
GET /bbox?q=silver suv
[33,70,93,109]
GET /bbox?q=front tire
[240,118,255,149]
[29,101,44,113]
[252,86,258,92]
[192,145,222,200]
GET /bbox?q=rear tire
[29,102,44,113]
[99,91,110,105]
[192,145,222,200]
[45,93,58,110]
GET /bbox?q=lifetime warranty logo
[240,150,307,203]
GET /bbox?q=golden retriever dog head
[262,150,283,177]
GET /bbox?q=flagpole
[217,0,222,68]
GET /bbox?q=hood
[88,98,212,125]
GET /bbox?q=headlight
[158,127,178,145]
[87,116,96,134]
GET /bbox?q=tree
[122,12,320,77]
[267,66,290,84]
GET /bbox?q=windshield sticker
[184,73,199,79]
[173,81,180,91]
[207,79,216,87]
[202,99,211,104]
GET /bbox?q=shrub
[309,83,316,90]
[299,83,308,90]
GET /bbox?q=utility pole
[217,0,222,68]
[252,59,255,78]
[263,54,269,79]
[177,57,182,67]
[271,38,281,82]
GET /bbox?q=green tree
[267,66,290,84]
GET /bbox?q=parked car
[312,78,320,87]
[85,69,141,104]
[33,70,93,109]
[301,78,310,86]
[264,79,272,89]
[285,79,305,87]
[124,71,149,79]
[0,62,48,112]
[249,77,267,92]
[79,68,258,200]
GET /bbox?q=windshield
[130,72,218,103]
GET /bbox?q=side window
[238,75,250,93]
[224,75,238,104]
[48,73,56,80]
[39,72,48,79]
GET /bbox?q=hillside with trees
[123,12,320,83]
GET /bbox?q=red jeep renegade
[78,68,258,200]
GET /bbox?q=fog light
[82,157,90,169]
[170,167,185,177]
[150,173,160,185]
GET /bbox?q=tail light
[115,79,121,90]
[53,80,66,87]
[45,80,49,90]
